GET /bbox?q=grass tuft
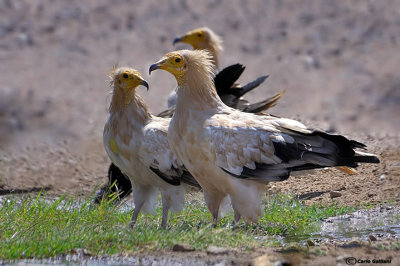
[0,192,354,259]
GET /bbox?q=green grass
[376,241,400,251]
[0,192,354,259]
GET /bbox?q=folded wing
[141,120,200,188]
[204,114,379,184]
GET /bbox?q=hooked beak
[140,80,149,91]
[172,37,182,46]
[149,63,159,75]
[149,59,165,75]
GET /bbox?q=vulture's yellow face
[113,68,149,92]
[149,52,186,80]
[173,28,207,49]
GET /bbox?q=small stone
[306,240,315,246]
[301,55,321,69]
[330,191,342,198]
[206,245,230,255]
[368,235,377,241]
[172,243,195,252]
[17,33,34,46]
[70,248,92,256]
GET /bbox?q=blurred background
[0,0,399,195]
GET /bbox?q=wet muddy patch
[282,206,400,246]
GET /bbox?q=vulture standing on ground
[96,27,284,203]
[103,67,199,228]
[149,50,380,224]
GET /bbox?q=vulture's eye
[122,73,129,79]
[197,33,202,37]
[175,58,181,63]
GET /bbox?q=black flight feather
[221,128,379,184]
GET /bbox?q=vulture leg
[161,196,170,229]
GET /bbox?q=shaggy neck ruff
[174,51,225,116]
[109,86,151,131]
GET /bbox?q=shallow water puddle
[282,206,400,245]
[7,255,207,266]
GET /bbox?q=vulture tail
[242,91,285,113]
[223,130,379,184]
[236,75,269,97]
[271,130,380,171]
[214,63,245,95]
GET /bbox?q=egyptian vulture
[170,27,284,112]
[96,28,283,204]
[95,28,284,203]
[96,70,281,203]
[103,67,199,228]
[96,73,282,203]
[96,29,284,203]
[149,50,380,223]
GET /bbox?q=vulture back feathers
[150,49,380,223]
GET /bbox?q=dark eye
[175,58,181,63]
[197,33,202,37]
[122,73,129,79]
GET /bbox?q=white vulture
[97,67,281,204]
[149,50,380,223]
[96,28,285,204]
[103,67,199,228]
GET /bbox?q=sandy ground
[0,0,399,264]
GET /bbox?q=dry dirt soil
[0,0,399,265]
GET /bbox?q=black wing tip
[353,155,380,164]
[259,75,269,81]
[93,163,132,204]
[181,170,201,189]
[149,167,181,186]
[220,166,290,183]
[108,163,130,185]
[311,130,368,150]
[243,90,283,113]
[237,75,269,97]
[230,63,245,70]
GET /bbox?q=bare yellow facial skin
[149,52,186,83]
[114,69,148,91]
[174,28,206,49]
[111,68,149,105]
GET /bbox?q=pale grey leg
[129,201,144,228]
[212,209,219,228]
[204,192,224,228]
[161,196,170,228]
[234,210,241,224]
[129,185,149,228]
